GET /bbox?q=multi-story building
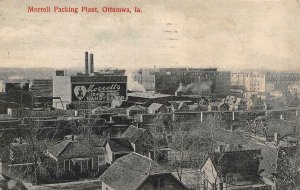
[266,72,300,93]
[231,72,266,93]
[133,69,155,91]
[288,82,300,96]
[53,52,127,110]
[0,79,30,93]
[30,79,54,109]
[0,79,32,113]
[152,68,231,96]
[30,79,53,97]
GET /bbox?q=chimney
[85,51,89,74]
[274,133,280,145]
[216,144,224,153]
[90,53,94,74]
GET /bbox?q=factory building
[152,68,230,97]
[0,79,30,93]
[30,79,53,97]
[0,79,32,113]
[133,69,155,91]
[53,52,127,110]
[30,79,54,109]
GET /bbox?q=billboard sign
[71,82,127,102]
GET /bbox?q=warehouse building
[53,52,127,110]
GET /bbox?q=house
[223,96,242,111]
[200,149,271,190]
[219,103,230,111]
[243,98,253,110]
[237,99,247,110]
[46,135,106,178]
[243,140,300,189]
[99,152,188,190]
[208,101,223,111]
[121,125,153,158]
[104,137,134,164]
[147,103,168,114]
[126,105,146,117]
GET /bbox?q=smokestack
[90,53,94,74]
[274,133,280,145]
[85,52,89,74]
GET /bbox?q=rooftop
[47,136,105,159]
[128,92,170,99]
[105,138,134,152]
[121,125,147,143]
[99,152,170,190]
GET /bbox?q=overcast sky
[0,0,300,72]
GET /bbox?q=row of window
[232,74,264,78]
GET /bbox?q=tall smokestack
[85,52,89,74]
[90,53,94,74]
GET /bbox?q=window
[64,159,70,172]
[88,158,93,170]
[159,178,165,188]
[154,178,165,189]
[82,160,88,173]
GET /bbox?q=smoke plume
[125,70,146,92]
[176,80,213,95]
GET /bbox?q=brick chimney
[85,51,89,74]
[90,53,94,74]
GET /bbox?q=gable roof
[105,138,134,152]
[208,149,261,180]
[121,126,147,143]
[243,143,279,177]
[99,152,172,190]
[47,140,70,158]
[48,137,105,159]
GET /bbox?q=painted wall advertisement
[71,82,127,102]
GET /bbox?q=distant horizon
[1,1,300,71]
[0,66,300,74]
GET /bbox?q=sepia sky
[0,0,300,72]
